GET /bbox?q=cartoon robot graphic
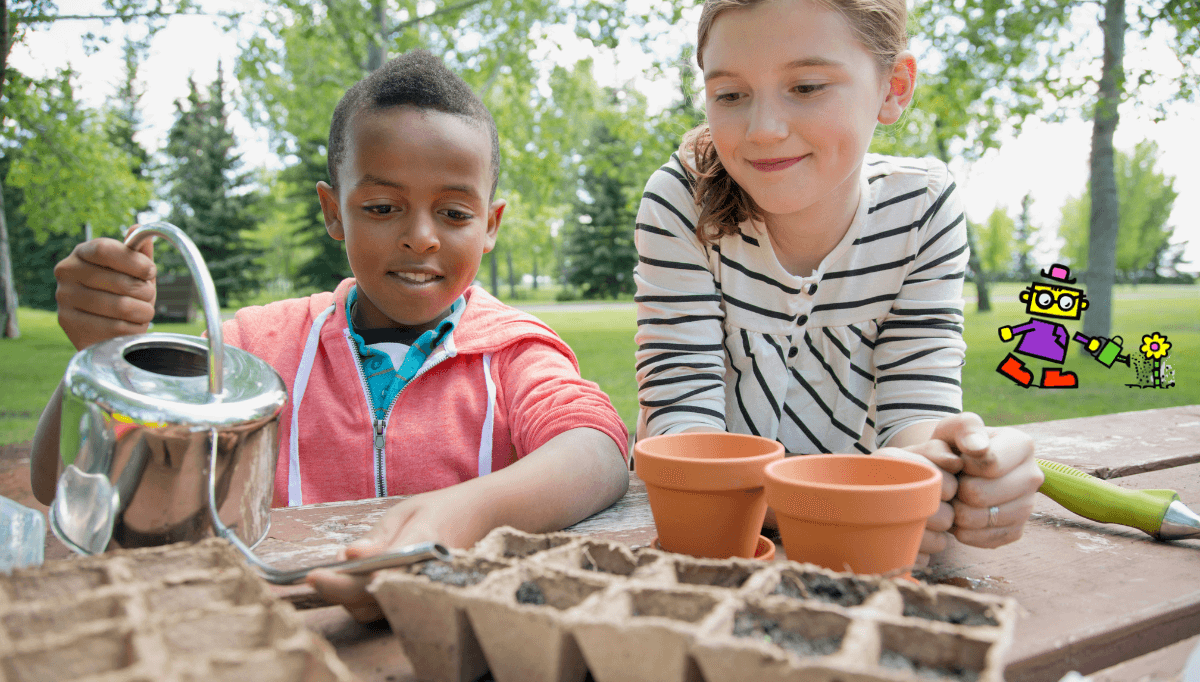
[996,264,1087,388]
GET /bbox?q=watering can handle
[125,222,224,398]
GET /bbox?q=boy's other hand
[931,412,1042,550]
[55,234,157,351]
[306,485,488,623]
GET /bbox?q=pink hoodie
[222,279,629,507]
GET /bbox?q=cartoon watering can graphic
[1073,333,1131,368]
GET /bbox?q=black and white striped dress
[634,152,968,453]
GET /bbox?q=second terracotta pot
[635,433,784,559]
[764,454,941,575]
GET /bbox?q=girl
[633,0,1043,563]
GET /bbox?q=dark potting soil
[879,650,980,682]
[515,580,546,606]
[418,562,490,588]
[902,602,997,627]
[731,610,840,658]
[771,572,877,607]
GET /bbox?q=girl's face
[701,0,897,219]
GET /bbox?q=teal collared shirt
[345,286,465,420]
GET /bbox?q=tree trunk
[506,248,515,299]
[366,0,387,71]
[532,254,538,290]
[0,182,18,338]
[1083,0,1125,340]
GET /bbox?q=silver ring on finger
[987,505,1000,528]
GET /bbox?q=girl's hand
[306,486,490,623]
[932,413,1043,549]
[880,440,962,567]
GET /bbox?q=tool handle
[1036,459,1178,536]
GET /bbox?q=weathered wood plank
[924,463,1200,682]
[1013,405,1200,479]
[1091,632,1196,682]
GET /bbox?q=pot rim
[764,454,940,492]
[634,432,785,467]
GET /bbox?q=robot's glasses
[1024,284,1086,320]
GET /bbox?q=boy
[31,50,630,621]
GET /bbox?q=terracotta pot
[635,433,784,559]
[764,454,941,575]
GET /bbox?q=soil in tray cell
[513,575,605,610]
[772,571,878,607]
[4,567,110,601]
[879,650,980,682]
[4,629,135,682]
[629,589,720,623]
[146,575,263,612]
[899,590,998,627]
[498,533,573,559]
[4,595,126,639]
[418,561,494,588]
[674,562,758,589]
[732,609,841,658]
[162,608,281,654]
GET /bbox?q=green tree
[908,0,1200,334]
[1013,193,1039,282]
[0,0,197,337]
[1057,140,1178,283]
[976,206,1016,284]
[162,71,260,304]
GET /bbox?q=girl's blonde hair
[682,0,909,243]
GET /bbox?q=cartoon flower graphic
[1140,333,1171,360]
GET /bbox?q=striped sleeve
[633,155,728,438]
[872,161,968,445]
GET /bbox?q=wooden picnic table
[23,405,1200,681]
[249,405,1200,682]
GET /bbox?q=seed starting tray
[0,538,358,682]
[369,527,1016,682]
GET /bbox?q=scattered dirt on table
[902,601,997,627]
[731,610,840,658]
[418,562,490,588]
[879,650,980,682]
[515,580,546,606]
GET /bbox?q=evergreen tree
[1013,193,1038,282]
[163,68,260,304]
[106,36,152,207]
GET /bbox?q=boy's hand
[55,233,157,351]
[878,441,961,568]
[932,413,1042,549]
[306,485,489,623]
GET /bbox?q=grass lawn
[2,283,1195,445]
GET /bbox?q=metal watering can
[51,222,448,583]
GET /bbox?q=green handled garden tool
[1036,459,1200,541]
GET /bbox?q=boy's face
[317,106,503,331]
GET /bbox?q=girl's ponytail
[679,123,765,245]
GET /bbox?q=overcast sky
[11,1,1200,273]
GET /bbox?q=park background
[1,0,1198,446]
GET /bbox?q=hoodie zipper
[345,330,453,497]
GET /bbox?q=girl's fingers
[75,237,157,283]
[901,438,964,475]
[931,412,989,456]
[960,427,1035,479]
[950,493,1037,531]
[927,501,955,533]
[920,529,950,556]
[952,521,1027,549]
[306,569,384,623]
[956,459,1043,508]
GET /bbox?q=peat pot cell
[146,574,265,612]
[673,561,760,589]
[899,586,999,627]
[162,606,292,654]
[513,574,606,610]
[629,588,721,623]
[4,628,135,682]
[416,558,507,588]
[877,622,990,682]
[771,569,879,607]
[576,542,641,576]
[3,594,127,639]
[203,650,328,682]
[126,545,235,581]
[731,604,849,659]
[3,566,110,602]
[496,532,574,559]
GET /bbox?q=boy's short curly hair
[327,50,500,199]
